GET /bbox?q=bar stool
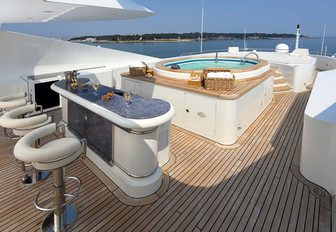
[0,92,29,114]
[14,123,86,232]
[0,103,53,184]
[0,92,29,136]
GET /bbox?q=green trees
[70,32,301,42]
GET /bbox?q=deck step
[306,82,314,90]
[273,69,292,93]
[274,72,282,78]
[274,76,283,81]
[273,85,292,93]
[274,78,287,85]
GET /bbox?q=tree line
[70,32,304,41]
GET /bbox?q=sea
[81,37,336,58]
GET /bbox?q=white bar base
[86,146,162,198]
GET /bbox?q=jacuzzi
[154,56,270,80]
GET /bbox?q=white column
[295,24,300,50]
[200,0,204,53]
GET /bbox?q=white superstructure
[0,0,154,23]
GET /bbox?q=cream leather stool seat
[13,119,55,137]
[0,92,29,137]
[0,103,53,184]
[0,92,28,112]
[14,125,82,171]
[14,123,85,232]
[0,103,51,132]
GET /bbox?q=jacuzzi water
[165,58,258,71]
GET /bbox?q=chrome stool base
[22,170,50,185]
[41,205,77,232]
[3,127,20,140]
[34,168,82,232]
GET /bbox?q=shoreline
[72,39,196,43]
[71,37,315,44]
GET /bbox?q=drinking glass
[92,82,99,93]
[124,91,131,103]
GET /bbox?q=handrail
[180,48,228,56]
[241,52,259,65]
[180,48,336,58]
[180,48,276,56]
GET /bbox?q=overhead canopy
[0,0,154,23]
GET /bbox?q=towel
[207,72,234,79]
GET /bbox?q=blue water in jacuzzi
[165,58,258,70]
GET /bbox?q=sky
[1,0,336,39]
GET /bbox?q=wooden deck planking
[0,91,332,232]
[194,94,300,230]
[256,93,310,232]
[146,147,230,231]
[117,141,228,230]
[3,162,99,232]
[303,192,316,232]
[129,91,294,231]
[239,92,309,232]
[190,93,293,231]
[178,94,292,230]
[130,147,225,231]
[295,184,309,232]
[272,94,318,232]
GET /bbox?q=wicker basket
[129,66,145,76]
[203,68,235,91]
[187,71,203,87]
[204,77,235,91]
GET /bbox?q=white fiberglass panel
[114,126,158,177]
[0,0,153,23]
[184,93,216,137]
[305,70,336,123]
[301,70,336,195]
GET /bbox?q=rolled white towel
[190,74,202,81]
[207,72,234,79]
[129,63,145,68]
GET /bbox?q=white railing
[181,48,336,59]
[180,48,228,56]
[180,47,281,56]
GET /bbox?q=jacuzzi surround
[154,56,270,80]
[165,58,259,70]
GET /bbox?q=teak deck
[0,91,332,232]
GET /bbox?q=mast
[320,23,327,55]
[200,0,204,53]
[295,24,300,49]
[243,27,247,51]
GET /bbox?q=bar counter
[51,79,175,198]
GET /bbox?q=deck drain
[314,187,326,198]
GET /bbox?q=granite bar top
[54,80,171,120]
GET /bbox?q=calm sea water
[82,37,336,58]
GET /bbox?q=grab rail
[241,52,259,65]
[180,48,275,56]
